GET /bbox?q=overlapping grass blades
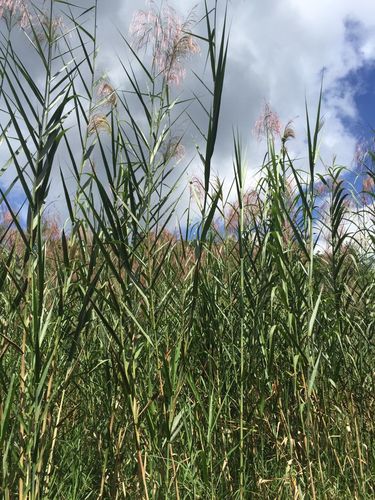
[0,1,374,498]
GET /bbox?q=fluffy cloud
[97,0,375,181]
[2,0,375,221]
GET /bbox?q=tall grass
[0,1,374,498]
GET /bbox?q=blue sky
[344,64,375,137]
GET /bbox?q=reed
[0,1,374,498]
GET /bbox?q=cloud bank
[97,0,375,183]
[2,0,375,221]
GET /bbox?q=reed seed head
[129,2,200,86]
[88,114,111,135]
[97,81,117,107]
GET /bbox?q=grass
[0,1,374,498]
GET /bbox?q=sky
[1,0,375,221]
[95,0,375,179]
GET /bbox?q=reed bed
[0,1,374,498]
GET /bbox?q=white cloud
[4,0,375,223]
[84,0,375,223]
[98,0,375,182]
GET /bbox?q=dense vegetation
[0,1,374,498]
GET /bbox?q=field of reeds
[0,1,374,498]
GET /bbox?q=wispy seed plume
[0,0,31,28]
[254,102,282,141]
[129,1,200,86]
